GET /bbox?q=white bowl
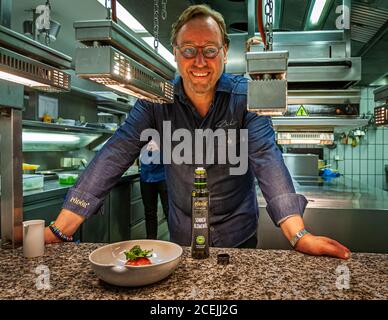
[89,240,183,287]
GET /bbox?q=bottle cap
[217,253,230,265]
[195,167,206,175]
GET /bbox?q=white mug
[23,220,45,258]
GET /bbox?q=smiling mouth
[191,71,210,77]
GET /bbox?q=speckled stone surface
[0,243,387,300]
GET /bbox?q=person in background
[139,140,169,239]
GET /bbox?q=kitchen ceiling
[121,0,388,87]
[9,0,388,86]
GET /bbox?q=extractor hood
[0,25,71,92]
[73,20,175,103]
[271,88,369,144]
[227,30,361,89]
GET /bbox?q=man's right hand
[45,209,85,244]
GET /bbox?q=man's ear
[223,46,227,64]
[173,47,177,62]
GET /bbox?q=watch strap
[290,228,309,248]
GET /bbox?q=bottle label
[192,196,209,251]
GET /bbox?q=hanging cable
[111,0,117,23]
[257,0,267,50]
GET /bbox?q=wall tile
[344,145,353,159]
[367,99,376,113]
[376,145,384,160]
[360,144,368,159]
[376,128,384,144]
[376,160,384,175]
[352,146,361,159]
[367,160,375,175]
[360,99,368,115]
[337,161,345,174]
[368,175,376,187]
[376,175,383,190]
[321,86,387,190]
[344,160,353,175]
[367,130,376,144]
[360,160,368,175]
[367,144,376,159]
[384,128,388,145]
[352,159,360,174]
[361,88,368,99]
[360,175,368,187]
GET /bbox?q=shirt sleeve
[243,112,308,226]
[62,100,155,218]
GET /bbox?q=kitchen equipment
[22,174,44,191]
[58,173,78,185]
[22,220,45,258]
[89,240,183,287]
[374,85,388,127]
[283,153,319,177]
[22,163,40,174]
[74,20,174,103]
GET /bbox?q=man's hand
[45,209,85,244]
[294,233,351,260]
[280,215,351,260]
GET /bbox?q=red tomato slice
[125,257,152,266]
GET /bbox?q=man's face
[174,16,227,98]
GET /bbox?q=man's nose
[194,50,206,67]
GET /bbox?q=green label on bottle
[196,235,205,245]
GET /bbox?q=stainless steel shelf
[271,116,370,131]
[22,120,115,135]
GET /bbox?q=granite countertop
[0,243,387,300]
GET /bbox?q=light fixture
[310,0,327,25]
[0,47,70,92]
[246,50,289,116]
[74,20,175,103]
[22,132,80,143]
[96,0,146,33]
[304,0,334,30]
[374,85,388,127]
[277,132,334,145]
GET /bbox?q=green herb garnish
[124,245,153,261]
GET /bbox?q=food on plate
[124,245,153,266]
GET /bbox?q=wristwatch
[290,229,309,248]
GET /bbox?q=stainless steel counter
[258,175,388,210]
[256,176,388,253]
[23,171,140,202]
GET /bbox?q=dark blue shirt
[139,151,166,183]
[63,73,307,247]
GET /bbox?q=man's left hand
[295,233,351,260]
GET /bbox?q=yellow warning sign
[296,105,309,116]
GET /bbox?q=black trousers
[140,180,169,239]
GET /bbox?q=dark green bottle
[191,167,210,259]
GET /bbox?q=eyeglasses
[175,45,224,59]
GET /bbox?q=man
[139,140,168,239]
[45,5,350,259]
